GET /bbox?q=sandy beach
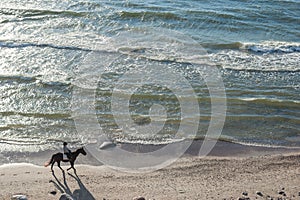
[1,149,300,200]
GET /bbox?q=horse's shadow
[50,171,95,200]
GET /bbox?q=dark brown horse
[44,147,87,172]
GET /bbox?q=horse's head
[78,147,87,156]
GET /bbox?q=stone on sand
[11,195,28,200]
[242,192,248,196]
[256,191,263,197]
[133,197,146,200]
[99,141,116,150]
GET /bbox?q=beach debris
[242,192,248,196]
[278,191,286,196]
[133,197,146,200]
[11,195,28,200]
[238,198,250,200]
[256,191,263,197]
[59,193,74,200]
[178,189,185,194]
[50,190,57,195]
[99,141,116,150]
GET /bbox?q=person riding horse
[44,146,87,172]
[63,142,72,160]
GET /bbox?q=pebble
[278,191,286,196]
[256,191,263,197]
[11,195,28,200]
[242,192,248,196]
[133,197,146,200]
[178,190,185,194]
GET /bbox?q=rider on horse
[63,142,72,160]
[44,146,87,172]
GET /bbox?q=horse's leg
[72,164,76,174]
[57,161,64,172]
[71,162,76,174]
[51,161,55,172]
[67,162,76,174]
[67,161,73,171]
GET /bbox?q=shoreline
[1,139,300,166]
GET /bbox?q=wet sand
[2,139,300,165]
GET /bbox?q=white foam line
[0,163,42,168]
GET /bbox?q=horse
[44,147,87,173]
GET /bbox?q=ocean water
[0,0,299,155]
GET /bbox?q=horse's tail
[44,155,54,167]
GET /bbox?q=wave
[0,7,88,18]
[0,111,71,119]
[209,41,300,72]
[0,75,71,88]
[203,42,243,51]
[111,136,300,150]
[0,75,36,83]
[110,38,300,71]
[237,97,300,105]
[243,41,300,54]
[119,11,183,21]
[229,140,300,150]
[204,41,300,53]
[0,41,91,51]
[2,36,299,74]
[1,38,299,77]
[115,137,186,145]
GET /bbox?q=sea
[0,0,299,161]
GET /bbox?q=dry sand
[1,153,300,200]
